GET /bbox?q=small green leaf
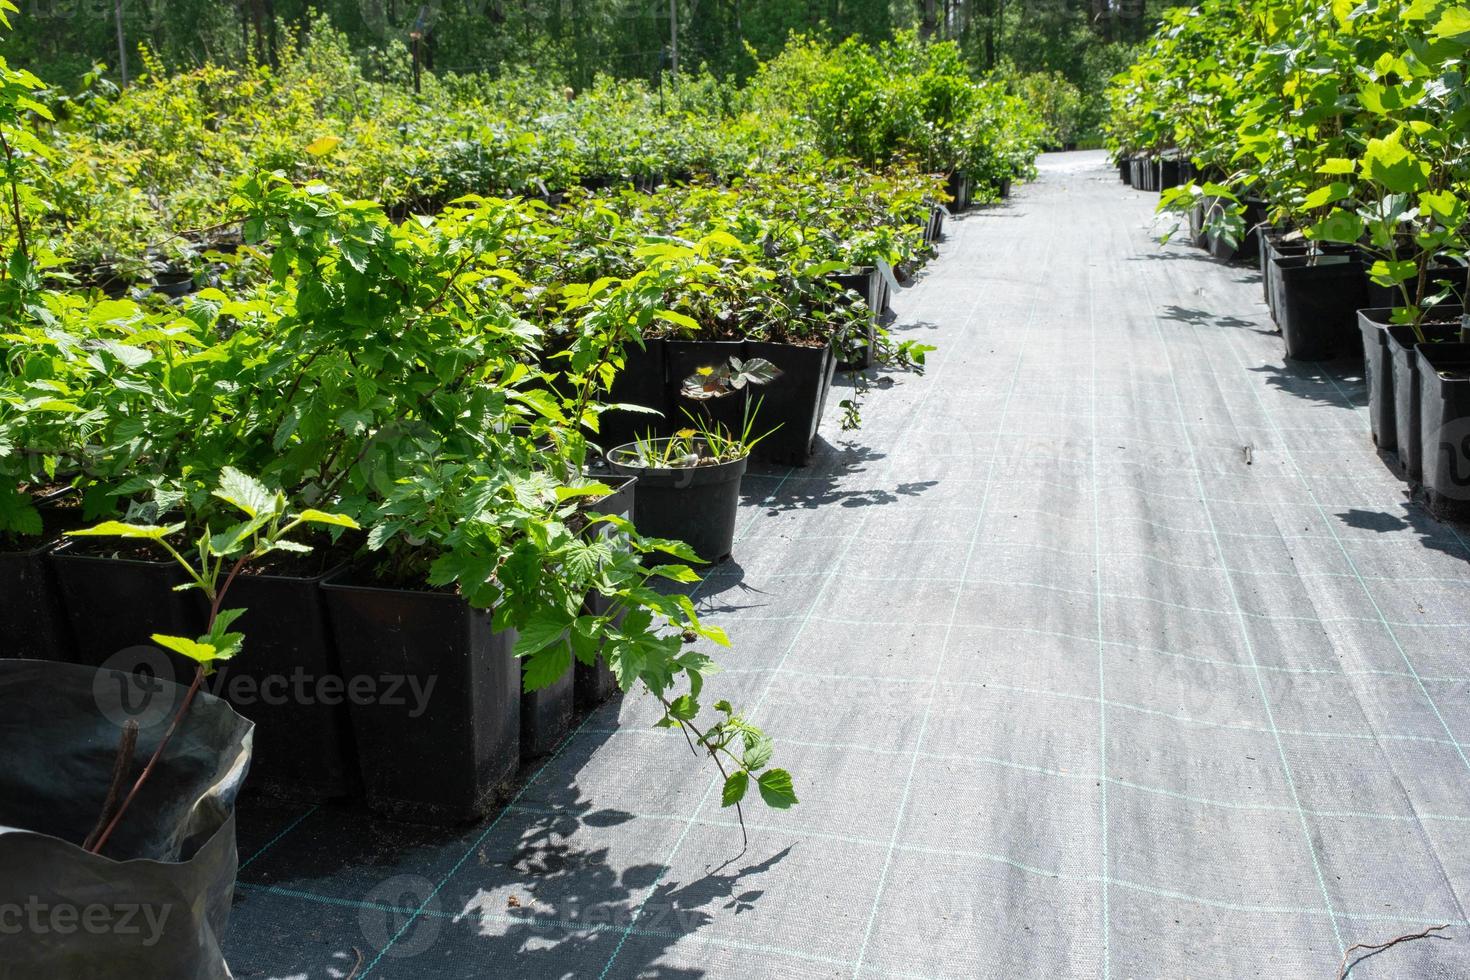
[68,521,182,541]
[295,508,361,530]
[151,633,219,665]
[756,769,798,809]
[721,771,748,807]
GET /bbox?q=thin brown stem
[1336,924,1449,979]
[0,128,28,265]
[82,720,139,851]
[88,554,250,855]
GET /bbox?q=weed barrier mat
[225,152,1470,979]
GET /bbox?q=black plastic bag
[0,658,253,979]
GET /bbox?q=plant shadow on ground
[229,723,789,978]
[1335,504,1470,565]
[744,436,935,514]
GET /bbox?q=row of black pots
[0,477,640,825]
[1359,310,1470,517]
[597,338,838,466]
[1120,155,1193,194]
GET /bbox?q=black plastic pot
[945,172,973,212]
[1118,157,1132,185]
[0,658,251,979]
[1207,198,1268,263]
[1159,158,1183,190]
[747,340,837,466]
[195,561,358,802]
[831,268,880,371]
[666,338,750,435]
[607,440,748,565]
[520,660,572,761]
[1390,317,1463,482]
[576,476,637,710]
[1358,308,1398,453]
[321,570,520,824]
[599,338,668,454]
[0,500,75,662]
[1275,255,1367,361]
[152,271,195,298]
[1417,342,1470,517]
[49,543,193,669]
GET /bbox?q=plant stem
[87,555,249,856]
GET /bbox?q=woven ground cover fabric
[224,151,1470,979]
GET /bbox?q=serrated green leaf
[721,770,748,807]
[756,768,798,809]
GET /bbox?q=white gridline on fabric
[1137,225,1470,950]
[599,208,1038,979]
[850,187,1066,979]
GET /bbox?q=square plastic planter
[321,570,520,824]
[48,542,194,670]
[1367,311,1462,480]
[1358,308,1399,453]
[576,475,637,710]
[598,337,668,454]
[1417,342,1470,518]
[1274,255,1367,360]
[195,561,360,802]
[747,340,838,465]
[0,537,74,663]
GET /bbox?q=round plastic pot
[598,338,669,454]
[48,543,193,670]
[189,563,359,803]
[1391,317,1463,483]
[1358,308,1398,452]
[576,475,637,710]
[320,570,520,824]
[607,442,748,565]
[1417,342,1470,518]
[1275,256,1367,361]
[0,658,252,979]
[746,340,837,466]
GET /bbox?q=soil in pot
[189,547,360,803]
[0,491,84,662]
[1275,255,1367,360]
[607,438,748,565]
[1417,342,1470,518]
[1391,317,1463,482]
[0,658,252,979]
[320,567,520,824]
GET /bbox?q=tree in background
[10,0,1156,139]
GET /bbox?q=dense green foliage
[1107,0,1470,332]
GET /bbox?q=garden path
[227,151,1470,979]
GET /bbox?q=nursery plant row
[1105,0,1470,519]
[0,7,1041,974]
[31,23,1043,288]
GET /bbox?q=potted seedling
[1,468,351,978]
[608,401,777,565]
